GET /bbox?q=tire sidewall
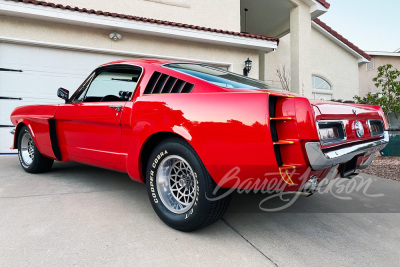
[147,140,209,230]
[18,126,37,171]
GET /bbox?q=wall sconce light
[109,32,122,41]
[243,57,252,76]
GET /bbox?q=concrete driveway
[0,155,399,266]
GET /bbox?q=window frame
[312,75,332,91]
[312,75,333,100]
[69,64,143,103]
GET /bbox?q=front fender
[10,105,59,160]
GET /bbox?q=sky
[319,0,400,52]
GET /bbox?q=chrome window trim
[316,120,347,145]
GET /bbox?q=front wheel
[146,138,231,232]
[18,126,54,173]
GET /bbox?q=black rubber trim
[48,119,62,161]
[0,125,15,127]
[0,96,23,100]
[0,68,22,72]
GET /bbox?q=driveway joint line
[0,189,135,199]
[221,217,278,267]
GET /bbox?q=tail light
[368,120,384,137]
[317,121,346,145]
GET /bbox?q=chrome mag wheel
[20,131,35,166]
[156,155,197,214]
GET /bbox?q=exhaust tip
[301,175,318,193]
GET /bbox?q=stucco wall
[46,0,241,32]
[310,27,360,101]
[359,55,400,97]
[0,15,259,79]
[264,27,360,100]
[262,34,291,89]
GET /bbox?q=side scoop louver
[144,71,194,94]
[268,93,298,185]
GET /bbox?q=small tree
[276,65,290,91]
[354,64,400,125]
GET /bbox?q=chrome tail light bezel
[316,120,347,145]
[367,119,385,137]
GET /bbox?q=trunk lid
[310,100,387,149]
[310,100,382,120]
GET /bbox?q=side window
[77,69,141,102]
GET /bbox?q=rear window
[163,63,279,90]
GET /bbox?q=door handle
[109,105,123,112]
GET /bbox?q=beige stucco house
[358,50,400,129]
[359,50,400,97]
[0,0,370,152]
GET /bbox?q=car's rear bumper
[305,131,389,171]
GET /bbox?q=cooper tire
[146,137,231,232]
[18,125,54,173]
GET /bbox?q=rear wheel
[146,138,231,232]
[18,126,54,173]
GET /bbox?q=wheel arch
[13,121,30,149]
[139,131,194,183]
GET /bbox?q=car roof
[99,58,190,67]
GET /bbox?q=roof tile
[12,0,278,43]
[316,0,330,9]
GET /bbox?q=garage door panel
[0,71,85,99]
[0,128,15,153]
[0,42,129,153]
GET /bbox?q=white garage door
[0,43,128,153]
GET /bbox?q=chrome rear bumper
[305,131,389,171]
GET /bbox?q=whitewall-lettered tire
[18,125,54,173]
[146,138,231,232]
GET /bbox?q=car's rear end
[305,100,388,179]
[158,62,389,193]
[267,94,389,192]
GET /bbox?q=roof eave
[0,1,278,52]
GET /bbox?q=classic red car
[10,59,389,231]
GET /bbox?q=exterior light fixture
[109,32,122,41]
[243,57,252,76]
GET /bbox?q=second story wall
[51,0,241,32]
[359,55,400,97]
[263,27,360,101]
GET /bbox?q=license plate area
[340,156,358,178]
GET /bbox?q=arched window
[312,75,331,90]
[312,75,332,100]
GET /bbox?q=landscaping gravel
[359,154,400,181]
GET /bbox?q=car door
[55,66,142,164]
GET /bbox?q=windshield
[163,63,280,90]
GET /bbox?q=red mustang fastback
[10,59,389,231]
